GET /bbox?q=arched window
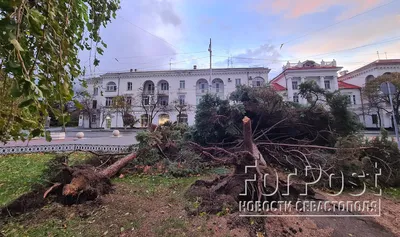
[252,77,265,87]
[143,81,155,94]
[196,79,209,94]
[158,80,169,91]
[106,81,117,92]
[177,113,188,124]
[383,72,392,75]
[365,75,375,84]
[159,113,170,125]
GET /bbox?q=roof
[338,81,360,89]
[271,83,286,91]
[339,59,400,81]
[102,67,270,77]
[271,66,343,83]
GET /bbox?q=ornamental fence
[0,144,138,155]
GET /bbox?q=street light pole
[386,82,400,148]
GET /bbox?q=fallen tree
[186,116,315,215]
[43,153,137,203]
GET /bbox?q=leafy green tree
[363,73,400,125]
[299,81,362,136]
[192,94,244,145]
[0,0,120,142]
[111,95,137,128]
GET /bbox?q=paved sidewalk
[1,134,138,147]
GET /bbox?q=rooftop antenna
[377,51,380,60]
[385,52,388,59]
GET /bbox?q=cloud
[253,0,385,19]
[214,44,282,75]
[285,14,400,58]
[80,0,183,75]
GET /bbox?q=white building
[271,59,365,123]
[338,59,400,128]
[79,67,270,128]
[271,59,343,103]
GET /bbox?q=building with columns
[270,60,342,104]
[338,59,400,128]
[78,66,270,128]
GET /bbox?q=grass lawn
[0,152,91,207]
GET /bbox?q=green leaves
[18,99,34,108]
[9,38,24,51]
[0,0,120,143]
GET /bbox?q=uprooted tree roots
[43,153,137,204]
[185,116,315,215]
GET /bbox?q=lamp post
[380,81,400,149]
[105,115,111,130]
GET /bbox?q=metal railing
[0,144,138,155]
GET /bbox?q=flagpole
[208,38,212,87]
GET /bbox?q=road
[1,128,139,147]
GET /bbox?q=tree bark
[45,152,137,199]
[242,116,266,166]
[99,153,137,178]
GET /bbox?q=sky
[80,0,400,79]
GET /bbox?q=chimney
[193,65,197,69]
[130,69,133,72]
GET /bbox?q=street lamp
[105,115,111,130]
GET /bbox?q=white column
[287,77,293,101]
[320,76,325,89]
[333,76,338,91]
[300,77,306,104]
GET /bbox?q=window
[146,83,155,93]
[256,81,261,87]
[161,82,169,91]
[372,114,378,125]
[92,100,97,109]
[180,80,185,89]
[179,95,185,105]
[352,95,356,105]
[196,95,203,105]
[292,81,298,90]
[159,97,168,106]
[126,96,132,105]
[105,97,113,107]
[93,87,98,96]
[177,114,188,124]
[91,114,97,123]
[235,78,241,86]
[127,82,132,91]
[216,83,220,92]
[347,95,351,104]
[293,94,299,103]
[324,80,331,90]
[143,96,150,105]
[106,82,117,92]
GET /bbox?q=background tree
[140,95,170,128]
[111,95,138,128]
[171,98,193,124]
[75,90,97,128]
[299,81,362,136]
[0,0,120,142]
[363,73,400,125]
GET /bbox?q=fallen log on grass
[43,153,137,202]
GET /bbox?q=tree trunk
[45,152,137,200]
[99,153,136,177]
[242,116,266,166]
[377,110,382,128]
